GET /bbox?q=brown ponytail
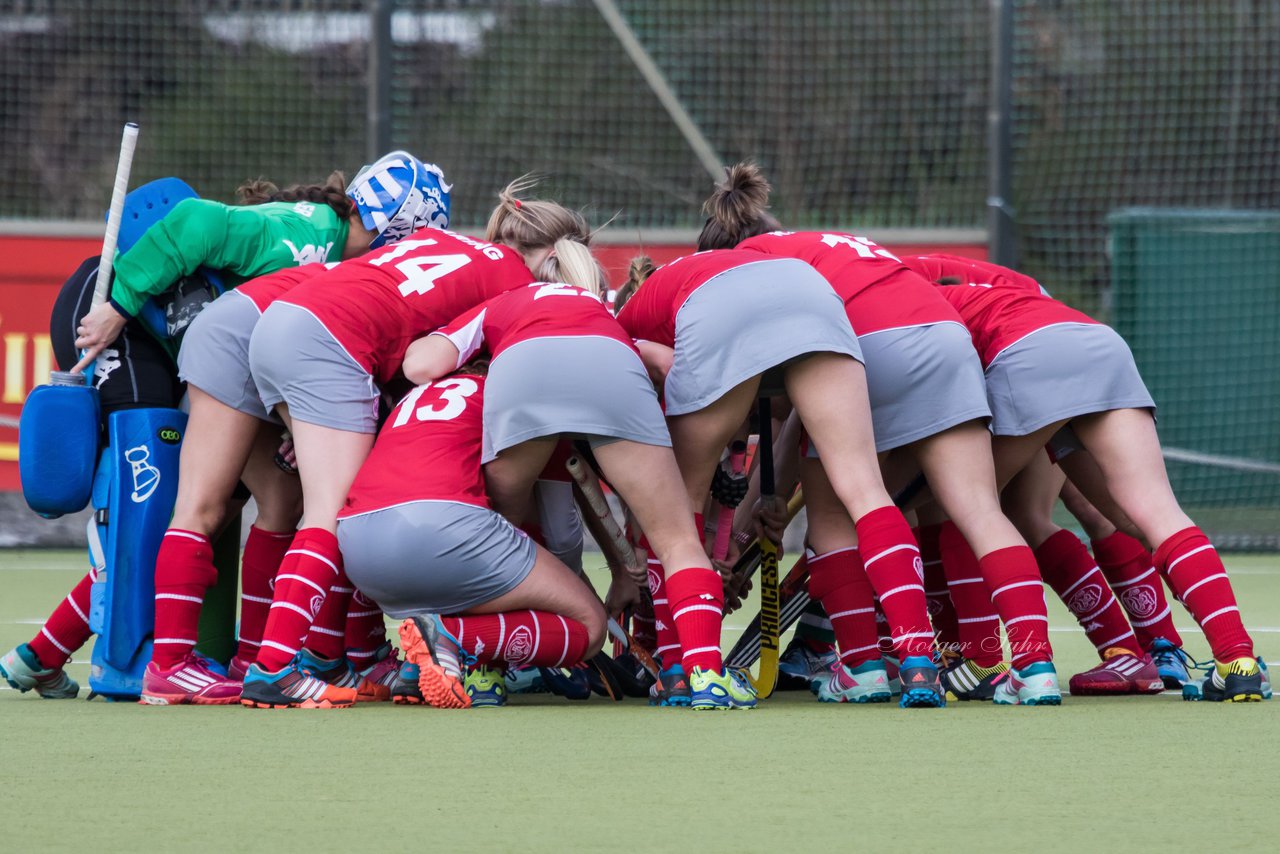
[235,170,355,220]
[695,162,781,251]
[486,176,607,293]
[614,255,656,314]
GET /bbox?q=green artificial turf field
[1,549,1277,853]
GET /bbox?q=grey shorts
[985,322,1156,436]
[248,302,380,433]
[859,322,992,452]
[337,500,537,618]
[665,258,862,415]
[177,292,276,423]
[482,336,671,463]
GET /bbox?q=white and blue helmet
[346,151,451,248]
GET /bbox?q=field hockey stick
[726,490,805,589]
[726,555,811,670]
[747,397,781,698]
[566,456,662,681]
[711,440,748,560]
[71,122,139,377]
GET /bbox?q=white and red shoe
[1068,647,1165,696]
[140,654,243,705]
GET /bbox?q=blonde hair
[695,162,781,251]
[614,255,656,314]
[485,176,607,295]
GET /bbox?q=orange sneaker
[239,660,358,709]
[398,617,470,709]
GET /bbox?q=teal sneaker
[897,655,947,708]
[814,659,891,703]
[992,661,1062,706]
[391,661,423,705]
[689,666,757,710]
[465,665,507,707]
[504,665,547,695]
[0,643,79,699]
[648,663,692,707]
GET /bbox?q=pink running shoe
[227,654,254,682]
[140,654,243,705]
[1068,647,1165,696]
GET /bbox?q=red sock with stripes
[1092,531,1183,651]
[27,569,96,670]
[442,610,590,668]
[302,566,354,661]
[345,590,388,669]
[236,526,293,662]
[151,529,217,668]
[642,544,682,668]
[916,523,958,654]
[255,528,342,672]
[855,507,932,659]
[1154,527,1253,661]
[1035,529,1139,657]
[938,522,1003,667]
[666,566,726,673]
[806,548,880,668]
[982,545,1053,669]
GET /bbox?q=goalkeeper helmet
[346,151,451,248]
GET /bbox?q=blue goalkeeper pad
[18,380,100,518]
[88,407,187,700]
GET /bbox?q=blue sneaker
[1150,638,1193,689]
[689,666,757,710]
[240,660,357,709]
[391,661,423,705]
[464,665,507,707]
[0,643,79,699]
[504,665,547,695]
[897,655,946,708]
[814,659,892,704]
[648,663,692,707]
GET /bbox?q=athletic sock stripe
[1061,566,1103,597]
[531,611,542,663]
[68,597,90,625]
[813,546,858,559]
[153,637,200,645]
[242,594,273,604]
[276,574,327,596]
[1182,572,1229,598]
[39,627,72,655]
[1095,630,1138,650]
[863,543,919,569]
[164,530,209,543]
[1005,614,1049,626]
[949,577,985,586]
[673,604,722,618]
[271,601,314,620]
[1199,605,1239,625]
[656,643,681,656]
[682,645,720,656]
[236,638,261,647]
[348,609,381,618]
[1166,544,1215,575]
[557,615,570,666]
[893,631,935,641]
[261,640,299,656]
[330,586,354,594]
[156,593,205,604]
[992,580,1043,597]
[840,643,881,658]
[957,614,999,624]
[827,607,876,619]
[878,583,925,601]
[285,549,339,575]
[1131,605,1173,628]
[309,626,343,637]
[1109,567,1156,588]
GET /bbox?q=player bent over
[338,367,604,708]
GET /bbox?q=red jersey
[234,263,332,314]
[279,228,534,385]
[737,231,959,335]
[901,254,1099,368]
[339,373,489,517]
[614,249,765,346]
[435,282,638,367]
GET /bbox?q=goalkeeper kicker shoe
[140,654,242,705]
[1068,648,1164,696]
[0,643,79,699]
[689,666,757,710]
[897,655,946,708]
[240,660,357,709]
[815,659,891,704]
[398,616,470,709]
[465,665,507,707]
[992,661,1062,706]
[941,658,1008,701]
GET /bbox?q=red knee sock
[938,522,1003,667]
[855,507,932,660]
[665,567,725,673]
[236,526,293,662]
[1092,531,1183,651]
[1154,527,1253,661]
[806,548,880,668]
[442,610,591,668]
[982,545,1053,669]
[916,524,958,654]
[643,547,682,667]
[151,530,218,668]
[255,528,342,672]
[1035,530,1139,657]
[27,569,96,670]
[344,589,388,669]
[303,567,354,661]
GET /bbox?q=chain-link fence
[2,0,1278,544]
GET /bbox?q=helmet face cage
[347,153,451,249]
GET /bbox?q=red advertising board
[0,232,983,492]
